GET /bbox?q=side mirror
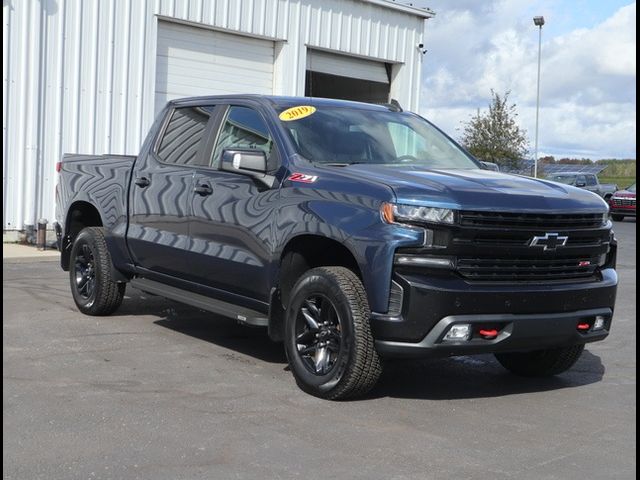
[480,161,499,171]
[576,182,586,188]
[221,149,267,174]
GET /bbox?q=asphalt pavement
[3,219,636,480]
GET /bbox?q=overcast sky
[415,1,636,160]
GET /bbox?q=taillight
[56,161,62,172]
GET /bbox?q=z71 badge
[288,173,318,183]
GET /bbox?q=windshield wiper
[321,162,367,167]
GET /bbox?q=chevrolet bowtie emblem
[529,232,568,251]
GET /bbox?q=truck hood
[330,165,609,213]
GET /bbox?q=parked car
[55,96,617,399]
[609,183,636,221]
[546,172,618,200]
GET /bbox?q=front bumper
[371,268,618,358]
[609,206,636,216]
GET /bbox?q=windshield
[627,183,636,192]
[276,106,479,169]
[548,175,576,185]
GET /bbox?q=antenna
[389,99,403,112]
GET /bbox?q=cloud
[420,1,636,159]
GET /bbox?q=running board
[130,278,268,327]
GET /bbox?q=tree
[459,90,529,170]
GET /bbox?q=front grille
[611,198,636,207]
[396,210,612,284]
[456,233,604,249]
[457,256,601,283]
[459,211,604,229]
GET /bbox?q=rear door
[128,105,216,279]
[187,104,281,304]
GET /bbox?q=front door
[128,105,216,280]
[584,174,599,195]
[188,105,280,304]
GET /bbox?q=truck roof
[169,95,400,112]
[548,172,592,176]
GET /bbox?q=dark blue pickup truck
[56,95,617,399]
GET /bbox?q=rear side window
[211,106,274,169]
[156,107,212,166]
[586,175,597,186]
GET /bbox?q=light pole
[533,15,545,178]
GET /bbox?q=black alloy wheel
[69,227,125,315]
[74,243,97,303]
[294,295,343,375]
[284,267,381,400]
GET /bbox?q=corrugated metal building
[3,0,432,234]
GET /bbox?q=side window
[586,175,597,186]
[576,175,587,186]
[156,106,212,166]
[211,106,274,169]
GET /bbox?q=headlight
[381,203,456,225]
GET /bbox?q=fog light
[593,315,606,331]
[443,324,472,342]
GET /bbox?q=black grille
[611,198,636,207]
[396,210,612,284]
[456,233,604,248]
[457,256,601,282]
[459,211,604,229]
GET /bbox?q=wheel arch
[61,201,104,271]
[268,234,363,342]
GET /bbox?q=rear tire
[69,227,125,315]
[284,267,381,400]
[611,214,624,221]
[495,344,585,377]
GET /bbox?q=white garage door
[155,21,274,114]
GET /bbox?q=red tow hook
[478,328,498,339]
[577,323,590,332]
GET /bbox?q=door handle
[193,183,213,196]
[134,176,150,187]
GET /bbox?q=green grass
[599,177,636,189]
[596,160,636,178]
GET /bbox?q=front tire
[284,267,381,400]
[495,344,585,377]
[611,214,625,221]
[69,227,125,315]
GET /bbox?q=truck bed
[56,154,136,232]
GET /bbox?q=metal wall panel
[3,0,427,230]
